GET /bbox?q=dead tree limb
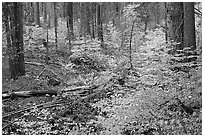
[25,61,45,66]
[61,83,112,117]
[2,99,65,119]
[27,66,47,89]
[2,115,25,130]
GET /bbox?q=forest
[2,2,202,135]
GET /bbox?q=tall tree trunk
[169,2,184,53]
[66,2,73,50]
[47,3,51,28]
[183,2,196,62]
[144,17,149,35]
[35,2,40,26]
[129,21,135,69]
[27,2,33,25]
[31,2,35,24]
[97,3,104,47]
[85,3,91,37]
[67,2,74,37]
[164,2,168,43]
[40,2,43,17]
[4,2,25,80]
[79,3,83,37]
[155,3,161,25]
[24,3,30,24]
[80,3,86,38]
[114,2,121,28]
[62,3,66,18]
[91,3,96,39]
[43,2,47,25]
[183,2,196,50]
[54,2,58,50]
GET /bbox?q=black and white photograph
[1,1,202,135]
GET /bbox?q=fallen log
[2,89,58,99]
[2,85,97,100]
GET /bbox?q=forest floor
[2,29,202,135]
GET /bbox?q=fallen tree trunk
[2,89,58,99]
[2,85,96,100]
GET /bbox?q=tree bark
[43,2,47,25]
[85,3,91,36]
[62,2,66,18]
[169,2,184,52]
[97,3,104,47]
[4,2,25,80]
[91,3,96,39]
[54,2,58,50]
[80,3,85,38]
[35,2,40,26]
[129,21,135,69]
[183,2,196,50]
[30,2,35,24]
[164,2,168,43]
[47,3,51,28]
[183,2,196,62]
[67,2,74,37]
